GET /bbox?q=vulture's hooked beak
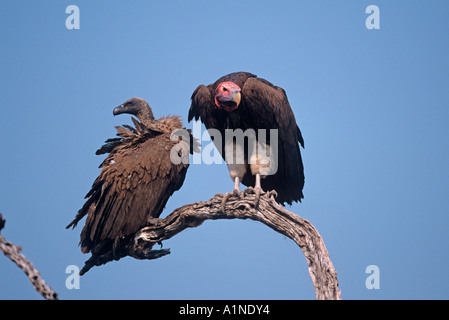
[113,105,124,116]
[229,89,241,107]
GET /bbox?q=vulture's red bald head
[214,81,241,112]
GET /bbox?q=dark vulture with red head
[188,72,305,205]
[67,97,194,257]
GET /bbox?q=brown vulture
[67,97,195,257]
[188,72,304,205]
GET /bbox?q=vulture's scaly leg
[234,176,240,192]
[254,173,262,191]
[254,173,263,208]
[221,177,241,213]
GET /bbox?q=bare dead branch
[80,192,341,300]
[0,213,58,300]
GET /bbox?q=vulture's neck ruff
[135,106,155,126]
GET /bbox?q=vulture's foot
[243,186,264,209]
[243,186,257,197]
[245,188,277,198]
[221,189,242,213]
[266,189,278,201]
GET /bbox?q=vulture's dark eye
[222,87,228,92]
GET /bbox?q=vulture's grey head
[113,97,155,122]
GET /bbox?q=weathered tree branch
[80,192,341,300]
[0,213,58,300]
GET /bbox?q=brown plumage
[189,72,305,205]
[67,98,194,256]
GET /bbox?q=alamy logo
[365,265,380,289]
[65,5,80,30]
[169,121,279,176]
[366,5,380,30]
[65,265,80,290]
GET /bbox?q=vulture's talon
[243,187,255,197]
[267,190,278,200]
[232,188,242,200]
[221,189,241,213]
[221,193,232,213]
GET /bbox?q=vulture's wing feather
[69,128,188,255]
[188,85,214,123]
[240,77,305,204]
[241,78,301,145]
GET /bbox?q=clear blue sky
[1,1,448,300]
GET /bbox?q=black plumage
[189,72,304,205]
